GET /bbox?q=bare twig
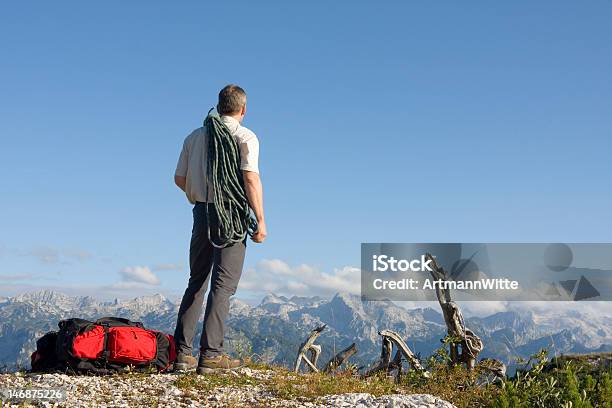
[323,343,358,373]
[294,325,326,373]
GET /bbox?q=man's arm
[175,135,190,192]
[175,175,186,192]
[243,170,266,243]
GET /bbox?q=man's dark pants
[174,202,246,358]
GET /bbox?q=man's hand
[251,222,267,243]
[243,170,266,244]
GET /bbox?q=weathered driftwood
[294,325,326,373]
[381,330,427,373]
[294,326,358,373]
[364,330,430,381]
[363,337,393,377]
[323,342,358,373]
[425,253,483,369]
[293,253,505,382]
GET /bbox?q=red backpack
[31,317,176,374]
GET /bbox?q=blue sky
[1,1,611,302]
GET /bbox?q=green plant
[493,350,611,408]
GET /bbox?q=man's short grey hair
[218,84,247,115]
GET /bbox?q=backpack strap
[95,317,144,328]
[100,324,110,364]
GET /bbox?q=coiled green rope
[204,108,257,248]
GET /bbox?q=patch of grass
[265,365,497,407]
[268,370,397,400]
[172,364,495,407]
[402,363,499,408]
[138,393,160,408]
[242,357,273,371]
[171,349,612,408]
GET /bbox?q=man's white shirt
[175,115,259,204]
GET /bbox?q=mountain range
[1,290,610,373]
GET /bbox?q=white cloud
[239,259,360,297]
[459,301,509,317]
[504,300,612,316]
[62,248,92,262]
[26,247,59,264]
[118,266,160,286]
[20,246,92,264]
[446,300,612,317]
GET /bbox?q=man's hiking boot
[174,353,198,371]
[196,354,242,374]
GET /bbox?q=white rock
[318,393,457,408]
[0,371,457,408]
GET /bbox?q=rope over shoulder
[204,108,258,248]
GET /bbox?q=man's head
[217,84,247,122]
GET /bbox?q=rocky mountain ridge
[1,290,610,373]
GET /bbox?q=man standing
[173,84,266,373]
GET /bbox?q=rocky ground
[0,368,456,408]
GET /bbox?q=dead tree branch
[323,343,358,373]
[364,330,430,381]
[294,325,326,373]
[425,253,483,369]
